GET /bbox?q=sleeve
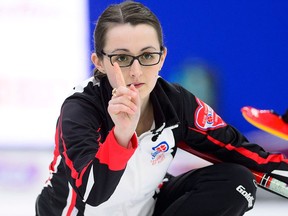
[57,98,138,206]
[178,87,288,183]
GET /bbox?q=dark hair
[93,1,164,78]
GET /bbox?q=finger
[129,84,141,106]
[110,96,137,112]
[108,100,137,115]
[113,62,126,88]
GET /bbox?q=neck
[136,98,154,136]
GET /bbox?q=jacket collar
[150,77,180,130]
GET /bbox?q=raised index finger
[113,62,126,88]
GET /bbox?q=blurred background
[0,0,287,215]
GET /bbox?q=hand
[107,63,141,147]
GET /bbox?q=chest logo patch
[151,141,169,165]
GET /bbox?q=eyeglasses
[101,50,163,68]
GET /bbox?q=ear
[159,47,167,70]
[91,53,105,73]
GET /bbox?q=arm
[178,87,288,181]
[178,141,288,199]
[57,98,137,206]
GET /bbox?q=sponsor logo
[195,98,226,130]
[151,141,169,165]
[236,185,254,208]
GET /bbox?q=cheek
[106,69,129,88]
[147,70,159,87]
[105,71,118,88]
[152,69,160,78]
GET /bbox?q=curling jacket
[38,76,288,216]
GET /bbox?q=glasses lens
[139,53,161,66]
[111,55,133,67]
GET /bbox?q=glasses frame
[101,49,163,68]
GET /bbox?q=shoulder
[156,77,195,99]
[61,76,108,114]
[69,76,100,96]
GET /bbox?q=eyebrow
[110,46,157,53]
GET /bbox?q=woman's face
[93,23,167,103]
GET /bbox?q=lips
[127,83,144,88]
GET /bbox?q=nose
[129,59,143,77]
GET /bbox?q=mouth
[127,83,144,88]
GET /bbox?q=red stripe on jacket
[190,127,288,165]
[67,189,77,216]
[96,127,138,171]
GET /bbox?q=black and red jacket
[38,76,288,216]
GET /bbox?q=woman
[36,1,288,215]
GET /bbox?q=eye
[141,53,154,60]
[115,54,129,62]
